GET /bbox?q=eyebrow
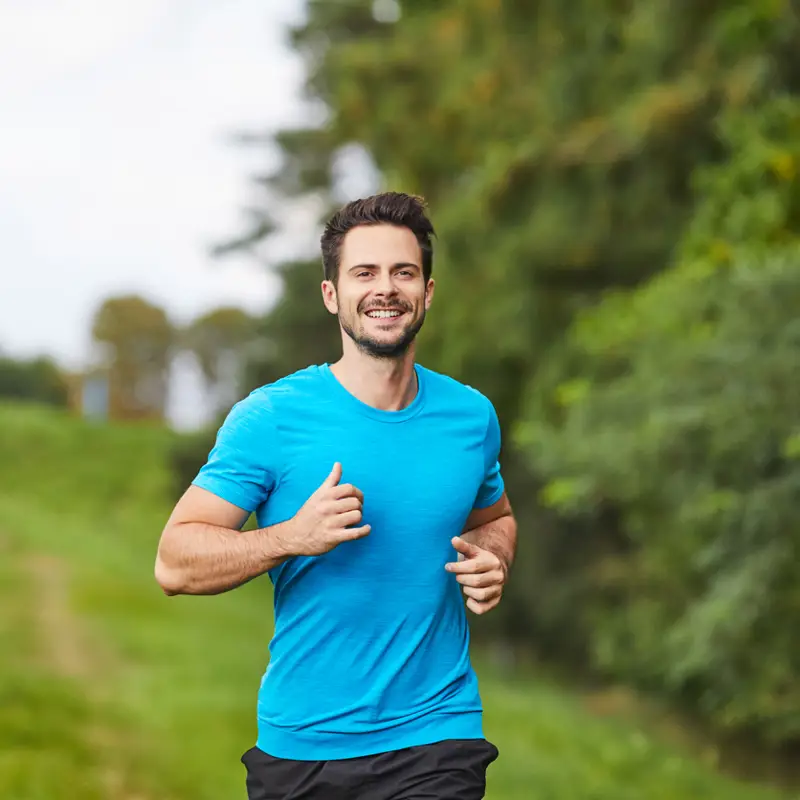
[348,262,420,271]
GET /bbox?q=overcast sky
[0,0,319,423]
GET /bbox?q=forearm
[155,519,294,596]
[462,513,517,575]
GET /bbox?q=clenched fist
[285,462,371,557]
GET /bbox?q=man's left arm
[462,493,517,576]
[446,493,517,615]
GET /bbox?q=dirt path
[25,552,151,800]
[27,553,89,678]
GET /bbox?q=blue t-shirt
[192,362,505,761]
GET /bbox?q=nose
[372,271,398,298]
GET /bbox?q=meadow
[0,402,790,799]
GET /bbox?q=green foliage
[527,249,800,741]
[0,355,68,407]
[681,94,800,260]
[523,96,800,744]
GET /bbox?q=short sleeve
[191,389,278,512]
[473,398,505,509]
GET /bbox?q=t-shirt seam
[482,395,492,467]
[475,481,504,510]
[192,474,260,512]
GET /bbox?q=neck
[330,342,419,411]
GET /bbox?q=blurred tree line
[88,295,261,421]
[0,298,261,424]
[0,354,69,406]
[186,0,800,756]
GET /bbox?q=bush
[522,248,800,744]
[512,95,800,747]
[0,355,69,407]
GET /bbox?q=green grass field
[0,402,791,799]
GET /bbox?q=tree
[521,95,800,745]
[183,306,261,416]
[91,295,174,421]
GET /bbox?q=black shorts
[241,738,499,800]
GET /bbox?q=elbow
[154,553,187,596]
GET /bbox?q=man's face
[322,224,434,359]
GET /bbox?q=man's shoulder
[226,365,325,421]
[258,364,325,401]
[418,364,493,413]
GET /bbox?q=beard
[340,304,426,359]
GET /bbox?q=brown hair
[321,192,435,284]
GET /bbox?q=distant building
[67,368,109,421]
[80,372,109,421]
[67,358,214,430]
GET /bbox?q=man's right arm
[154,485,295,596]
[154,391,288,596]
[154,463,370,597]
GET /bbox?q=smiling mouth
[365,309,405,319]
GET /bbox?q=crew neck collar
[319,362,426,423]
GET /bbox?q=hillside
[0,402,789,799]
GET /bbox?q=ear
[424,278,435,311]
[321,280,338,315]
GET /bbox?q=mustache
[359,300,413,313]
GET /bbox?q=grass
[0,401,792,799]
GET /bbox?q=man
[154,192,517,799]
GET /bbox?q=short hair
[321,192,435,284]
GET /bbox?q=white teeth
[367,310,402,318]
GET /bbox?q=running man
[155,192,518,799]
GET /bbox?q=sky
[0,0,317,426]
